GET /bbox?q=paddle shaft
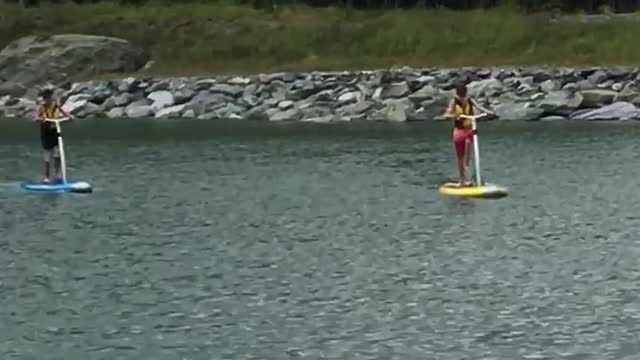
[471,116,481,185]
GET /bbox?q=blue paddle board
[19,179,92,194]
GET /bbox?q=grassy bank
[2,2,640,75]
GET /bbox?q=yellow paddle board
[439,182,508,199]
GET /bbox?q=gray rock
[570,102,639,121]
[573,79,592,91]
[243,105,270,121]
[302,115,335,123]
[241,93,260,107]
[182,109,196,118]
[495,102,544,121]
[337,91,360,104]
[563,83,580,94]
[213,103,246,119]
[106,107,124,118]
[540,79,561,93]
[210,83,243,97]
[5,66,640,122]
[539,91,584,115]
[147,80,170,93]
[540,115,568,121]
[288,81,319,101]
[417,96,449,120]
[269,108,301,122]
[614,87,640,106]
[382,82,410,98]
[580,89,618,108]
[173,87,195,104]
[228,76,252,85]
[271,88,287,102]
[155,104,186,118]
[75,102,100,118]
[194,79,216,91]
[278,100,295,110]
[468,78,503,97]
[186,92,229,114]
[371,98,413,122]
[124,99,153,118]
[597,80,614,89]
[338,101,373,116]
[263,98,279,107]
[111,93,134,107]
[408,85,439,104]
[301,106,332,119]
[612,82,625,91]
[311,89,335,103]
[197,112,220,120]
[118,77,138,93]
[588,70,608,84]
[62,95,91,116]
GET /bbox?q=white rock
[277,100,295,110]
[147,90,175,110]
[337,91,360,104]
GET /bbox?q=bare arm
[444,98,457,118]
[56,102,73,119]
[33,105,44,122]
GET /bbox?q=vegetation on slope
[2,2,640,75]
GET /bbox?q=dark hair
[40,88,54,98]
[455,82,467,97]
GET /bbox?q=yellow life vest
[452,97,473,129]
[41,102,62,121]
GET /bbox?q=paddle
[44,117,70,184]
[459,113,488,186]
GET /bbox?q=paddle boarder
[444,82,493,187]
[33,88,72,183]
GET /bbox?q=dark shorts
[40,125,58,150]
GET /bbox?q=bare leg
[43,161,51,182]
[464,141,472,183]
[43,150,51,182]
[457,157,466,187]
[52,147,61,181]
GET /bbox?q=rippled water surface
[1,119,640,360]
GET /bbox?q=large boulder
[0,34,148,97]
[468,78,503,98]
[570,102,639,121]
[539,91,584,115]
[579,89,618,108]
[495,102,544,121]
[370,98,414,122]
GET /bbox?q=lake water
[1,119,640,360]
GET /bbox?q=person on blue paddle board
[33,88,73,183]
[444,82,494,187]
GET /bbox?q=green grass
[2,2,640,76]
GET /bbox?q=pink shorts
[453,128,473,159]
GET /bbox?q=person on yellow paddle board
[33,88,73,183]
[444,82,493,187]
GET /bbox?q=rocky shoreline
[3,67,640,122]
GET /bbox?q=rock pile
[3,67,640,122]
